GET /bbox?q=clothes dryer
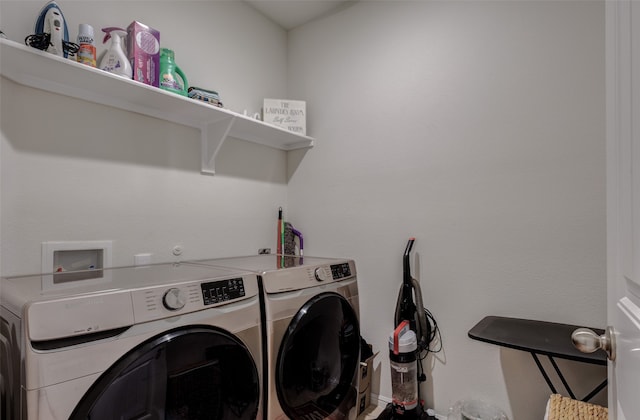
[188,255,361,420]
[0,263,263,420]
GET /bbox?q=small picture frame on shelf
[263,98,306,135]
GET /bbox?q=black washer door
[70,326,259,420]
[276,292,360,419]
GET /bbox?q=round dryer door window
[276,292,360,419]
[70,326,260,420]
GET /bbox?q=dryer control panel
[131,274,257,323]
[330,262,352,279]
[261,259,356,294]
[201,277,245,305]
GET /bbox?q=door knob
[571,327,616,361]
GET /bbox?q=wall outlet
[134,253,152,266]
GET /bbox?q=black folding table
[468,316,607,402]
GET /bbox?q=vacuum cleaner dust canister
[389,320,419,416]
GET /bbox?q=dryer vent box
[42,241,112,283]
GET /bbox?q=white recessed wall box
[41,241,113,288]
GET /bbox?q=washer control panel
[131,275,254,323]
[314,263,352,281]
[314,267,330,282]
[201,277,245,306]
[330,262,352,280]
[163,287,187,311]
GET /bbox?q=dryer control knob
[163,288,186,311]
[314,267,330,282]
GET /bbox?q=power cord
[421,307,442,355]
[25,33,79,56]
[25,33,51,50]
[417,307,442,383]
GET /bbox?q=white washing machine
[188,255,361,420]
[0,263,263,420]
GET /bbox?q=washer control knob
[314,267,330,282]
[163,288,186,311]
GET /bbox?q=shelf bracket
[201,116,236,175]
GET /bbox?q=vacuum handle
[403,238,415,285]
[393,320,411,355]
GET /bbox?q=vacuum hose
[394,238,431,351]
[394,277,430,350]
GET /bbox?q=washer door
[276,292,360,419]
[0,314,20,420]
[70,326,259,420]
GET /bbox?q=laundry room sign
[263,99,306,135]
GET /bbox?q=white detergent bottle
[99,27,132,79]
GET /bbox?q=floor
[357,402,446,420]
[357,402,387,419]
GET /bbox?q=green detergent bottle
[159,48,188,96]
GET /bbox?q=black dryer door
[276,292,360,419]
[70,326,259,420]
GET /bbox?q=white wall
[286,1,606,419]
[1,1,607,419]
[0,0,290,274]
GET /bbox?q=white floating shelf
[0,38,314,175]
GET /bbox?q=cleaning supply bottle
[98,27,132,79]
[76,24,96,67]
[159,48,188,96]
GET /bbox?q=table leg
[531,352,557,394]
[548,355,576,399]
[581,378,608,402]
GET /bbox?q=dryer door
[276,292,360,419]
[70,326,259,420]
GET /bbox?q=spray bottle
[98,27,132,79]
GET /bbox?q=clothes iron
[34,1,70,57]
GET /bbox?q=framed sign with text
[263,99,306,135]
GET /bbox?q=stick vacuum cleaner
[378,238,436,420]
